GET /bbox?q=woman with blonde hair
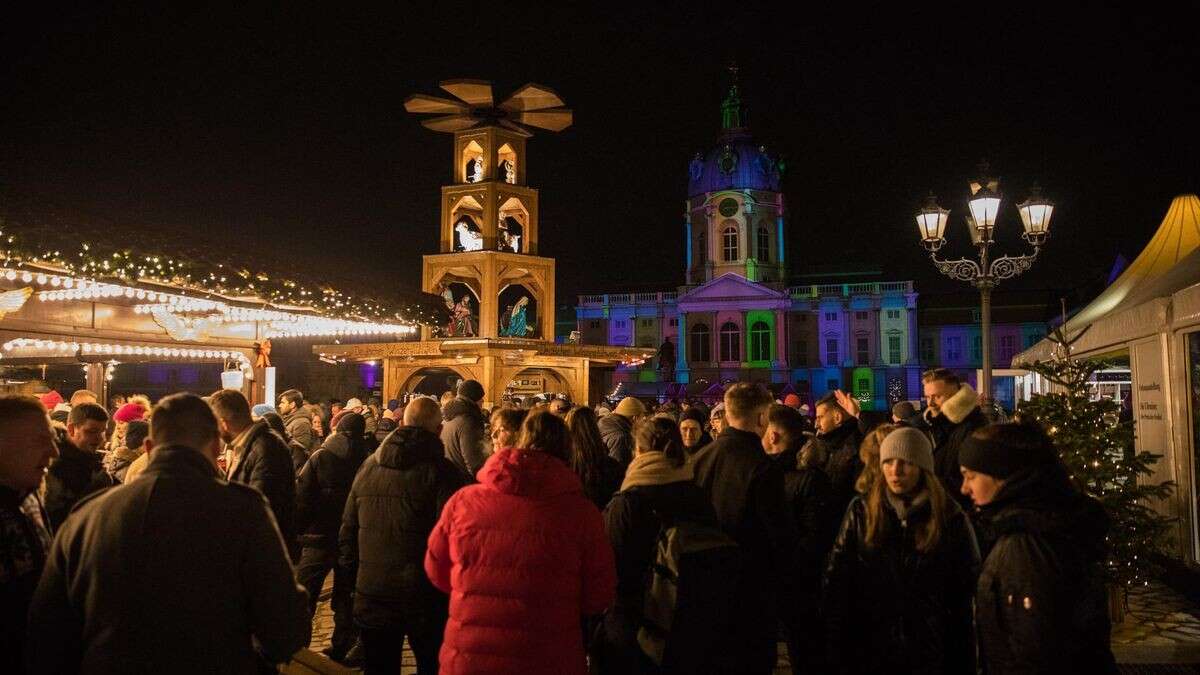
[854,423,897,495]
[823,426,980,674]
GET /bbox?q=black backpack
[638,516,744,671]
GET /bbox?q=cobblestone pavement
[309,578,1200,672]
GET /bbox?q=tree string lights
[0,221,449,326]
[1016,328,1175,592]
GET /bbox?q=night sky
[2,5,1197,315]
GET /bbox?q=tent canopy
[1062,194,1200,335]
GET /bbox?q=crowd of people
[0,367,1120,674]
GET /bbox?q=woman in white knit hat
[822,426,981,675]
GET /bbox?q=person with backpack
[822,427,980,674]
[596,416,737,674]
[425,410,615,674]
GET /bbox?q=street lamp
[915,163,1054,401]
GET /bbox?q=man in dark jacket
[920,368,988,508]
[295,412,370,662]
[210,389,298,559]
[598,395,646,467]
[762,404,834,674]
[26,393,309,673]
[440,379,488,482]
[279,388,316,453]
[961,423,1119,674]
[691,383,793,675]
[43,402,114,530]
[340,397,466,674]
[811,393,865,523]
[0,396,57,674]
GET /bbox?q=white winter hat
[345,398,363,409]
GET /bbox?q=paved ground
[307,577,1200,673]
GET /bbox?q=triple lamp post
[915,164,1055,402]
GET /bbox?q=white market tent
[1013,193,1200,562]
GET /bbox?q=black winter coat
[815,419,865,522]
[0,487,52,675]
[599,479,720,673]
[775,446,836,613]
[43,431,115,531]
[228,421,297,551]
[823,493,980,675]
[974,465,1118,674]
[27,446,309,673]
[923,408,988,508]
[295,432,369,549]
[339,426,466,627]
[440,397,487,482]
[599,413,636,467]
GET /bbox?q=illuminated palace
[576,77,924,410]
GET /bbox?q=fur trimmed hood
[925,383,979,424]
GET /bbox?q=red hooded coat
[425,447,616,674]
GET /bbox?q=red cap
[114,403,147,423]
[39,390,64,410]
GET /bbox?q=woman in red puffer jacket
[426,410,616,674]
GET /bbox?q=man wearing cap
[441,380,488,482]
[709,402,727,436]
[598,396,646,468]
[960,422,1117,674]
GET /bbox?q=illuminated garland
[0,222,448,326]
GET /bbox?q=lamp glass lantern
[1017,187,1054,245]
[967,186,1001,236]
[916,194,949,249]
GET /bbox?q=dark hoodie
[296,414,370,549]
[815,419,865,521]
[974,465,1118,674]
[339,426,465,627]
[43,428,114,531]
[440,396,487,482]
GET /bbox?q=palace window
[669,318,678,327]
[722,225,739,262]
[641,319,653,328]
[826,338,839,366]
[855,311,869,320]
[720,321,741,362]
[998,334,1017,363]
[698,229,707,263]
[887,309,902,320]
[945,336,963,362]
[971,336,982,362]
[920,336,934,363]
[756,226,770,261]
[824,311,838,322]
[889,336,902,364]
[794,340,808,364]
[589,321,601,329]
[750,321,771,361]
[690,323,711,362]
[856,337,870,365]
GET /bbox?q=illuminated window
[889,336,902,364]
[945,336,963,362]
[720,322,741,361]
[690,323,711,362]
[826,338,839,366]
[723,225,739,262]
[887,309,902,320]
[750,321,771,361]
[920,336,934,363]
[824,311,837,322]
[756,226,769,261]
[856,337,869,365]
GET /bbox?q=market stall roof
[1016,194,1200,363]
[1062,194,1200,334]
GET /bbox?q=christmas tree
[1016,328,1175,590]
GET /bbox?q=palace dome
[687,129,782,197]
[686,79,783,198]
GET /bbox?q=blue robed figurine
[502,296,530,337]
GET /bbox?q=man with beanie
[441,379,488,482]
[960,423,1117,674]
[296,412,371,664]
[599,396,646,468]
[920,368,988,507]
